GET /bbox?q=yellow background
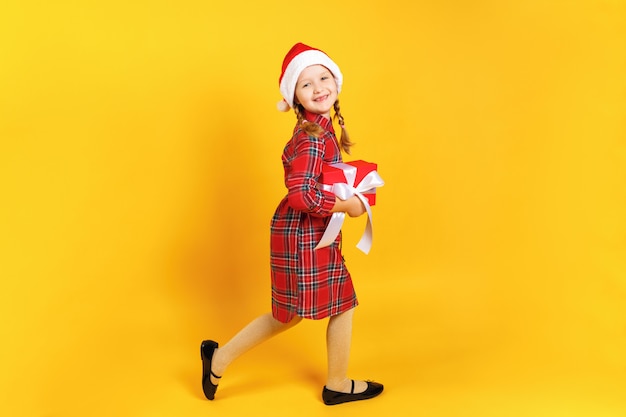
[1,1,625,416]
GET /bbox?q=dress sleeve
[286,131,336,216]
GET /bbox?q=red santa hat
[277,42,343,112]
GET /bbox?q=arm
[285,133,335,215]
[286,131,367,218]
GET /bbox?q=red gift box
[320,160,379,206]
[316,160,384,254]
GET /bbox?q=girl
[201,42,383,406]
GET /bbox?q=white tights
[210,308,365,393]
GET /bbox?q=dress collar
[304,110,335,134]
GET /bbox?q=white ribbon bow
[315,163,385,254]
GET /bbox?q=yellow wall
[1,1,625,416]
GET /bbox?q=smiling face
[294,65,338,119]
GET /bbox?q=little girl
[201,42,383,406]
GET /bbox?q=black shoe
[322,380,384,405]
[200,340,221,400]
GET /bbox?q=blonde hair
[293,100,354,154]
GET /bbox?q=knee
[268,314,302,331]
[281,315,303,330]
[286,316,303,327]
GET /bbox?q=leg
[323,307,384,405]
[210,312,302,384]
[325,308,367,393]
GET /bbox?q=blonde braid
[333,100,354,154]
[294,103,306,126]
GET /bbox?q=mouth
[314,94,329,103]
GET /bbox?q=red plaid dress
[270,111,358,323]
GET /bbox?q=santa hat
[277,42,343,112]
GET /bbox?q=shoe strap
[350,379,355,394]
[211,370,222,379]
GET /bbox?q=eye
[321,76,329,81]
[301,82,311,88]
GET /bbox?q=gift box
[320,160,379,205]
[315,160,384,254]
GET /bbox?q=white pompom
[276,99,290,112]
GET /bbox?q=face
[294,65,338,119]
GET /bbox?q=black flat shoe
[322,380,384,405]
[200,340,221,400]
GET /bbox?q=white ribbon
[315,163,385,254]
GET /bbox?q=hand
[331,195,367,217]
[345,195,366,217]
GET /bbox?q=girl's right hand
[346,195,366,217]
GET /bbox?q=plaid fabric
[270,112,358,323]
